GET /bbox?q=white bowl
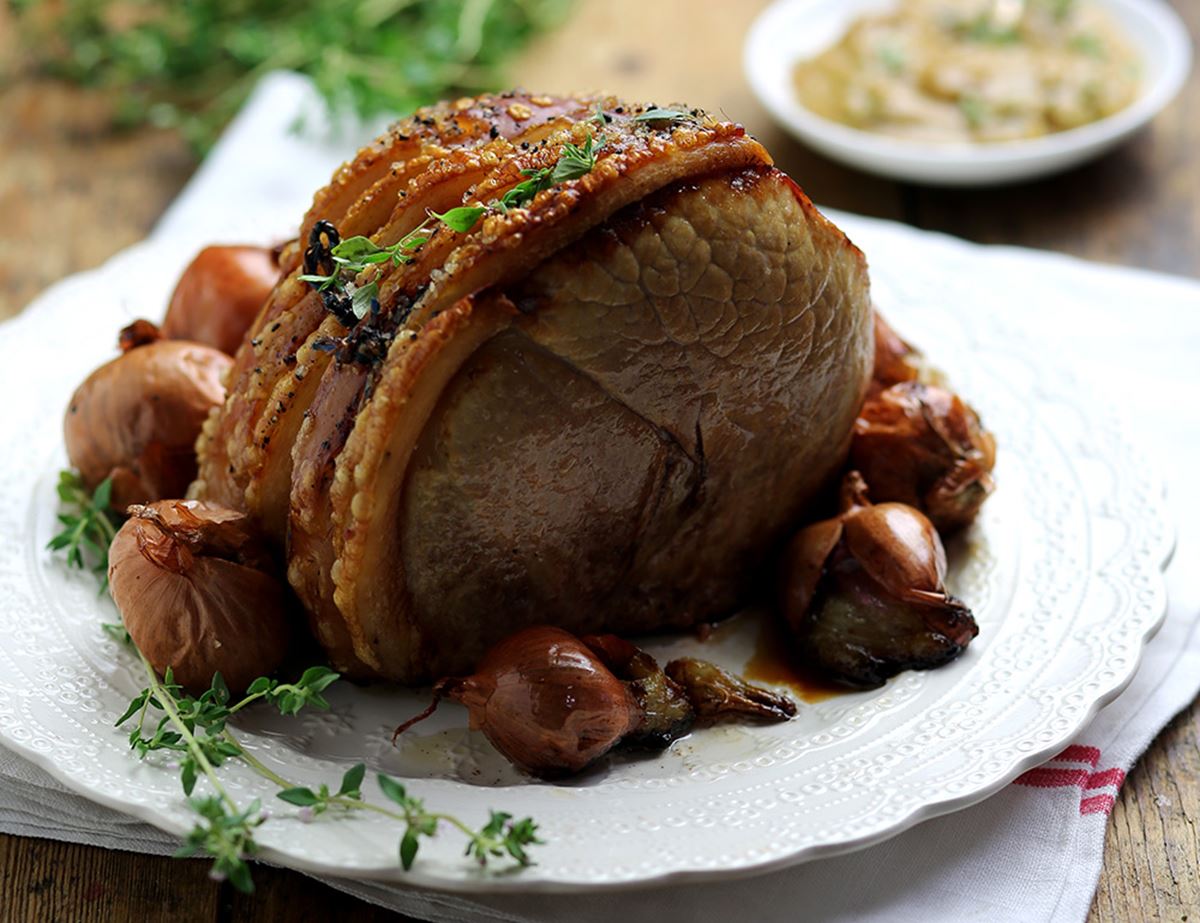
[744,0,1192,186]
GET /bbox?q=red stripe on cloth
[1054,745,1102,767]
[1013,768,1090,788]
[1086,768,1126,790]
[1080,794,1117,816]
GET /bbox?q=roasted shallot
[869,311,922,396]
[851,381,996,533]
[395,626,795,777]
[162,245,280,355]
[108,500,291,694]
[393,627,640,777]
[780,472,978,688]
[64,322,231,510]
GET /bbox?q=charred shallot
[394,626,795,777]
[851,380,996,533]
[779,472,978,688]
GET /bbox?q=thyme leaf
[47,471,119,591]
[303,130,605,304]
[114,662,543,885]
[633,107,697,126]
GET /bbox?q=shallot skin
[64,336,231,510]
[582,633,694,748]
[162,245,280,356]
[852,381,996,533]
[663,658,796,722]
[434,627,641,778]
[869,310,921,397]
[108,500,291,694]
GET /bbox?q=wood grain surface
[0,1,1196,920]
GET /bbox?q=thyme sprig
[47,469,544,886]
[117,660,542,890]
[47,471,118,590]
[175,795,264,892]
[301,131,603,309]
[298,219,437,296]
[280,771,541,870]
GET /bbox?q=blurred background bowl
[744,0,1192,186]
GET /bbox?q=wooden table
[1,1,1196,919]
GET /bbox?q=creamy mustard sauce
[793,0,1141,143]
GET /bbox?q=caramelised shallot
[394,627,640,777]
[64,321,231,510]
[108,500,291,695]
[580,633,694,749]
[869,310,922,397]
[162,245,280,356]
[394,626,795,777]
[663,658,797,723]
[851,381,996,533]
[780,472,978,688]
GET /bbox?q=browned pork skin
[780,473,978,688]
[196,93,874,682]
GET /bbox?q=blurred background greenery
[4,0,573,151]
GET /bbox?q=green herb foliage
[175,795,264,893]
[878,45,907,75]
[47,471,118,590]
[116,658,541,890]
[632,107,697,126]
[1069,33,1105,58]
[47,468,545,887]
[297,219,439,295]
[8,0,574,152]
[376,774,542,869]
[302,131,603,301]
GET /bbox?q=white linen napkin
[3,72,1199,923]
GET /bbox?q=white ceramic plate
[0,216,1172,892]
[744,0,1193,186]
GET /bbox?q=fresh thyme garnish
[633,107,698,126]
[301,131,604,311]
[376,775,542,869]
[174,795,264,892]
[298,220,437,298]
[442,130,603,227]
[116,657,543,889]
[101,622,132,644]
[47,471,118,590]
